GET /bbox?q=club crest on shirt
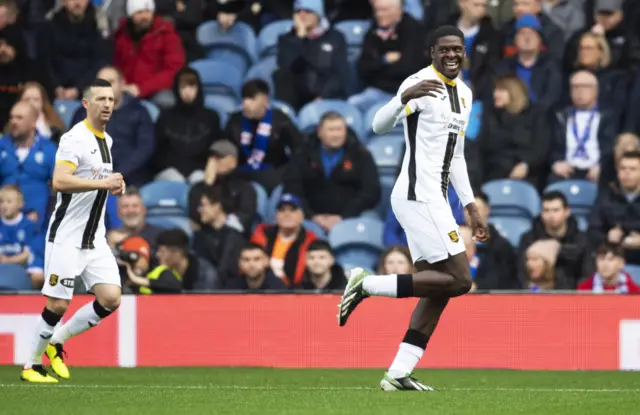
[35,151,44,164]
[448,230,459,243]
[49,274,59,286]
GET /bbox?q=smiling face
[431,35,465,79]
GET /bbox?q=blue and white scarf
[239,108,273,171]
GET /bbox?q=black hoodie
[153,68,222,178]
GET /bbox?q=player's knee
[98,295,120,312]
[457,276,473,296]
[46,298,70,316]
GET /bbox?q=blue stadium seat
[145,216,193,239]
[258,20,292,58]
[298,100,363,138]
[272,99,298,125]
[366,134,404,176]
[190,60,244,100]
[197,21,257,73]
[335,20,371,61]
[245,56,277,96]
[374,175,395,219]
[251,182,269,221]
[482,179,541,219]
[204,95,237,128]
[626,264,640,285]
[265,184,284,223]
[140,180,189,216]
[140,100,160,123]
[303,219,326,239]
[364,102,404,139]
[544,180,598,217]
[489,216,531,247]
[0,264,32,291]
[53,99,81,130]
[329,217,384,270]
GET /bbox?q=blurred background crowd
[1,0,640,294]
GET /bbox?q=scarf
[239,108,272,171]
[307,18,329,39]
[592,272,629,293]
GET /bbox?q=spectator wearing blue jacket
[383,184,465,247]
[274,0,350,110]
[71,65,155,187]
[0,102,56,231]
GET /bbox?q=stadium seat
[245,56,277,96]
[626,264,640,285]
[140,100,160,123]
[303,219,326,239]
[329,217,384,270]
[0,264,32,291]
[145,216,193,239]
[298,100,363,138]
[258,20,292,58]
[364,102,404,139]
[482,179,541,219]
[488,216,531,247]
[53,99,81,130]
[140,180,189,216]
[197,21,257,73]
[204,95,237,128]
[251,182,269,220]
[366,134,404,176]
[374,175,395,219]
[190,60,244,100]
[544,180,598,217]
[265,184,284,223]
[272,100,298,125]
[335,20,371,61]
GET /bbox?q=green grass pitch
[1,366,639,414]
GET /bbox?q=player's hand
[110,180,126,196]
[102,173,123,192]
[401,80,445,104]
[468,211,489,243]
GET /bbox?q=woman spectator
[377,246,413,275]
[523,239,571,291]
[478,75,552,190]
[17,82,65,144]
[566,32,628,115]
[599,132,640,190]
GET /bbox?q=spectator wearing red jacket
[578,242,640,293]
[113,0,185,109]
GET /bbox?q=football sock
[388,329,429,378]
[51,300,112,345]
[362,274,413,298]
[25,308,62,368]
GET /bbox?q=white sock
[25,310,62,368]
[362,274,398,297]
[388,342,424,378]
[51,301,105,345]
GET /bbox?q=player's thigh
[426,202,466,259]
[81,246,122,296]
[391,198,449,264]
[42,243,83,301]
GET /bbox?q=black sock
[41,307,62,327]
[402,328,429,350]
[92,300,112,319]
[397,274,414,298]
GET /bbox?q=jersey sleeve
[449,91,475,207]
[56,134,82,169]
[371,75,424,135]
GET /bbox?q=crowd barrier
[1,294,640,370]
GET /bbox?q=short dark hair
[542,191,568,208]
[319,111,344,126]
[620,150,640,162]
[157,229,189,253]
[121,186,140,198]
[242,79,270,98]
[241,242,266,255]
[429,25,465,48]
[83,79,112,99]
[595,242,625,259]
[202,185,224,205]
[307,240,334,255]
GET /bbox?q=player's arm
[52,162,117,193]
[449,133,474,208]
[372,77,444,134]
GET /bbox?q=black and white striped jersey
[46,119,113,249]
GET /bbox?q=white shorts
[391,198,465,264]
[41,242,121,300]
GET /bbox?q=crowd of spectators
[1,0,640,295]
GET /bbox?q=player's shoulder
[457,78,473,99]
[104,132,114,147]
[59,122,90,146]
[399,67,434,91]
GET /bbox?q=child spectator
[377,245,413,274]
[578,242,640,293]
[225,243,287,290]
[298,240,346,291]
[0,185,44,288]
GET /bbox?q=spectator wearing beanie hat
[274,0,350,110]
[523,239,572,291]
[113,0,185,108]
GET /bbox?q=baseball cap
[596,0,622,13]
[120,236,150,262]
[209,140,238,158]
[515,14,542,33]
[277,193,303,210]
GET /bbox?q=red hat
[121,236,150,262]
